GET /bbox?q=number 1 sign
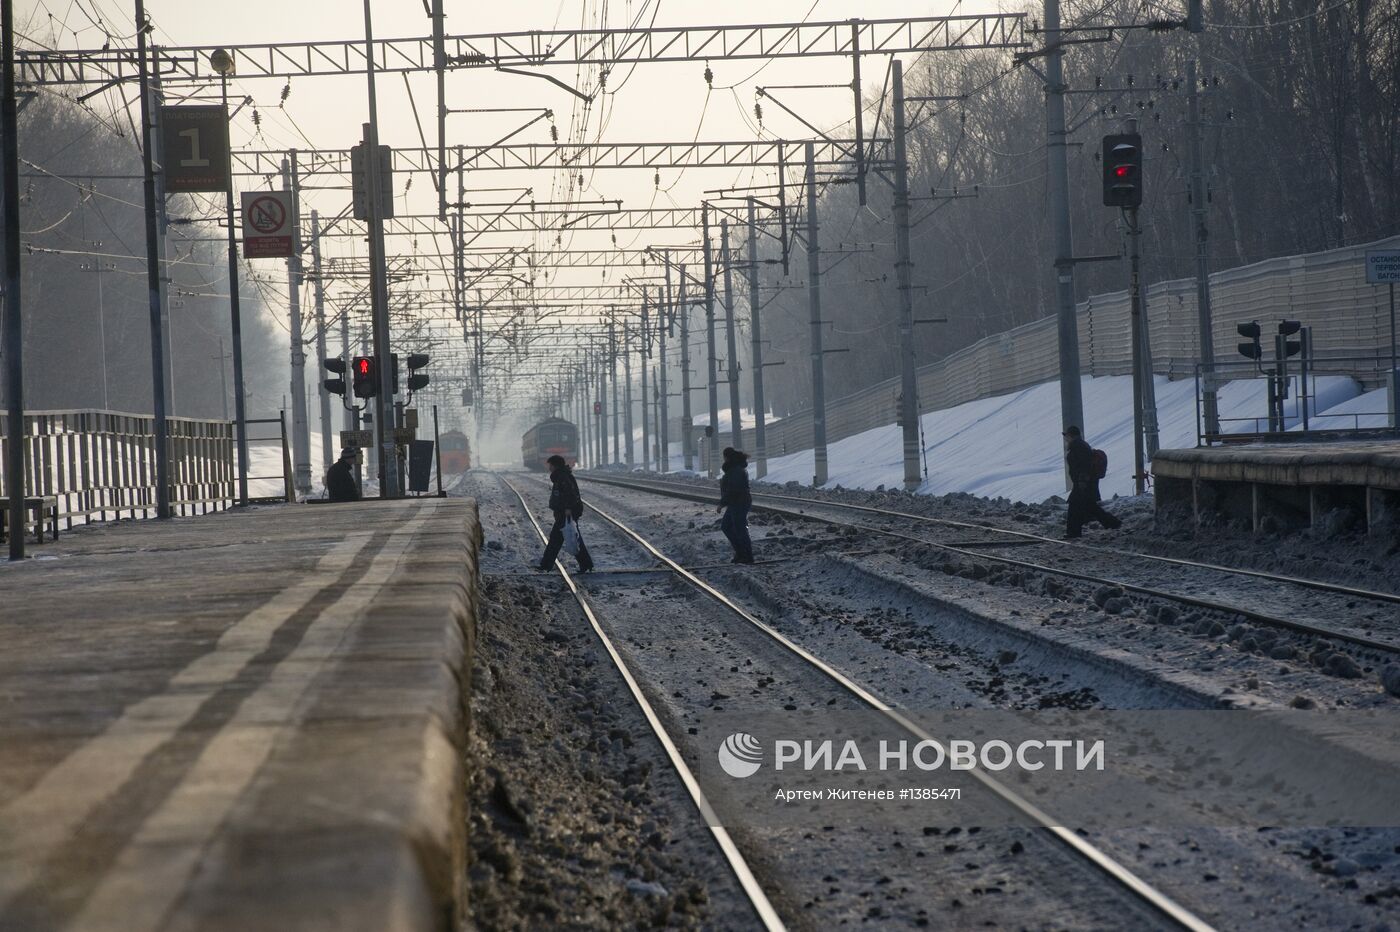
[159,105,232,193]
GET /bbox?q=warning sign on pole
[241,190,294,259]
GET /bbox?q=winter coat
[325,459,360,502]
[719,458,752,508]
[548,466,584,518]
[1065,436,1096,486]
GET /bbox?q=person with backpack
[1062,425,1121,539]
[716,447,755,564]
[538,454,594,573]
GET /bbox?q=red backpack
[1090,448,1108,480]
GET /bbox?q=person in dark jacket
[716,447,755,564]
[538,454,594,572]
[1063,426,1121,538]
[325,447,361,502]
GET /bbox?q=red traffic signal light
[593,401,602,415]
[352,355,379,398]
[1102,133,1143,208]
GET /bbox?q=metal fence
[0,409,245,532]
[714,234,1400,460]
[1196,356,1399,445]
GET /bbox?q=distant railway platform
[0,498,481,932]
[1154,439,1400,534]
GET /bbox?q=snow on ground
[1305,385,1393,431]
[740,373,1375,503]
[688,407,758,432]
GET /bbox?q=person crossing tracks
[537,455,595,573]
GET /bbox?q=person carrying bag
[538,455,594,573]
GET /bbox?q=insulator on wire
[704,64,713,87]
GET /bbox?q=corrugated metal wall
[709,235,1400,459]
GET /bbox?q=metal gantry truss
[18,14,1028,84]
[231,138,889,177]
[13,9,1040,475]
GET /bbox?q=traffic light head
[1102,133,1143,208]
[352,355,378,398]
[323,357,347,396]
[1277,320,1301,336]
[404,353,430,392]
[1236,320,1262,360]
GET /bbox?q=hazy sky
[21,0,1010,391]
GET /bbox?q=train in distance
[439,430,472,474]
[521,417,579,471]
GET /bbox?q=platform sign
[160,105,230,193]
[392,427,417,445]
[241,191,294,258]
[340,429,373,449]
[1366,249,1400,284]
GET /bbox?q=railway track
[502,472,1215,932]
[498,474,786,932]
[582,473,1400,656]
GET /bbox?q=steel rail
[589,476,1400,606]
[582,475,1400,656]
[745,486,1400,606]
[498,475,786,932]
[540,474,1214,932]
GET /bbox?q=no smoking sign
[241,190,295,259]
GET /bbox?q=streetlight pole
[892,60,921,491]
[722,219,742,452]
[362,0,398,497]
[211,53,249,505]
[3,0,27,558]
[747,198,768,478]
[702,204,720,477]
[135,0,171,519]
[1044,0,1086,472]
[805,141,828,487]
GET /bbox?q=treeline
[746,0,1400,417]
[5,95,289,420]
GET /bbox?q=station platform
[0,497,481,932]
[1153,440,1400,534]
